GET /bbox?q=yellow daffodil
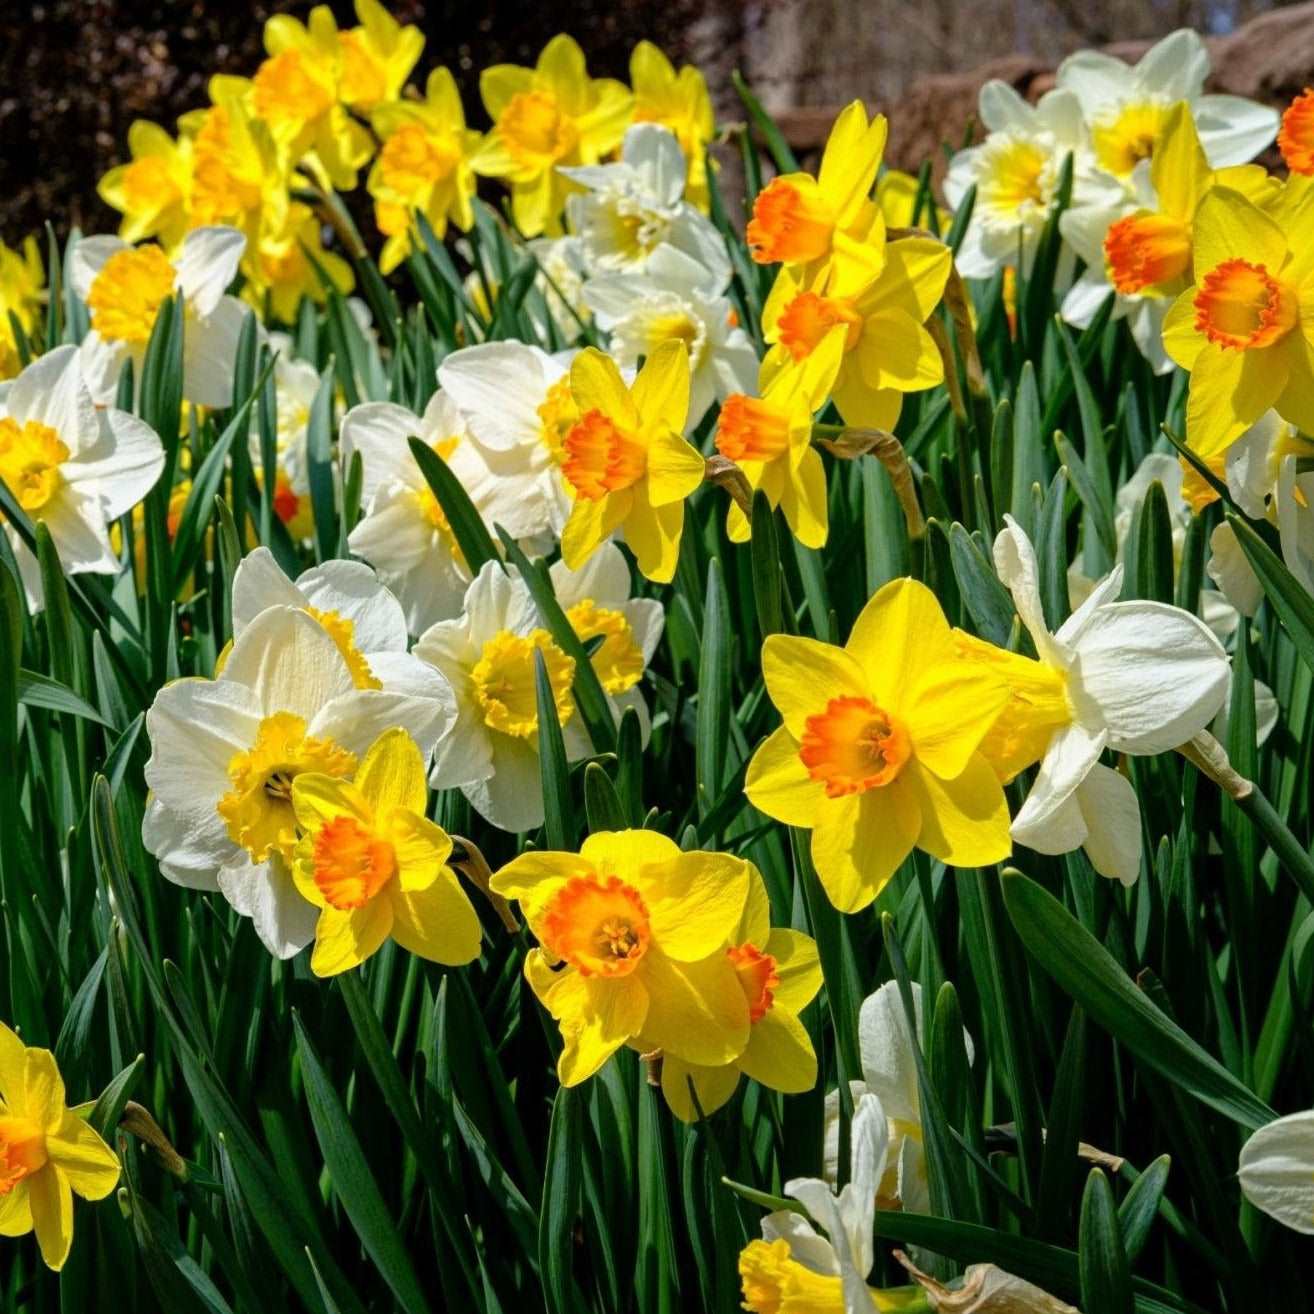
[290,728,482,976]
[715,324,845,549]
[1279,88,1314,176]
[747,101,888,296]
[660,872,821,1122]
[181,83,284,234]
[474,34,633,237]
[0,235,44,381]
[1162,184,1314,459]
[629,41,716,210]
[335,0,424,113]
[745,578,1011,911]
[368,67,482,273]
[489,830,753,1086]
[559,341,705,584]
[875,168,948,232]
[0,1023,121,1271]
[246,201,354,323]
[245,6,374,191]
[97,120,194,248]
[738,1239,916,1313]
[761,236,951,432]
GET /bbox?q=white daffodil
[747,1092,889,1314]
[823,982,973,1215]
[0,345,163,609]
[341,390,530,633]
[71,226,252,408]
[561,123,729,289]
[996,515,1230,883]
[230,547,456,724]
[1206,413,1314,617]
[414,560,593,833]
[142,605,453,958]
[583,245,757,430]
[437,340,579,538]
[1055,28,1278,183]
[549,542,664,738]
[1238,1110,1314,1235]
[943,83,1120,280]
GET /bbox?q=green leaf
[539,1085,586,1314]
[749,491,783,637]
[409,437,500,576]
[731,70,798,172]
[1037,1007,1087,1239]
[306,365,338,562]
[947,521,1013,645]
[16,669,112,726]
[535,646,576,849]
[1080,1169,1133,1314]
[1001,871,1275,1129]
[584,761,627,833]
[696,557,732,821]
[1119,1155,1171,1265]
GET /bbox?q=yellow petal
[810,778,921,912]
[310,901,393,977]
[561,495,614,571]
[645,850,750,961]
[632,339,691,435]
[905,660,1009,781]
[535,34,589,115]
[528,962,648,1086]
[866,236,952,321]
[28,1165,73,1271]
[1186,341,1286,460]
[389,868,482,965]
[906,756,1011,868]
[0,1022,25,1108]
[845,577,955,715]
[1162,288,1205,370]
[292,773,370,834]
[831,368,903,431]
[761,634,869,737]
[660,1054,741,1123]
[622,491,683,584]
[24,1048,67,1131]
[1192,186,1287,281]
[777,445,828,549]
[0,1182,33,1237]
[388,810,454,893]
[645,430,706,507]
[480,64,534,120]
[46,1113,121,1200]
[354,728,428,817]
[580,827,679,873]
[856,310,943,391]
[570,348,639,429]
[739,1007,817,1094]
[736,868,774,947]
[638,948,750,1067]
[745,725,827,827]
[1150,103,1211,221]
[764,928,823,1014]
[818,102,887,219]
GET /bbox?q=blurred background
[2,0,1311,240]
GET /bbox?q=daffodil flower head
[0,346,164,611]
[762,235,950,433]
[747,101,889,297]
[246,201,355,324]
[0,1023,120,1271]
[629,41,716,210]
[983,516,1230,883]
[746,578,1013,912]
[490,830,754,1086]
[559,340,706,584]
[96,120,194,249]
[1162,183,1314,459]
[0,235,44,381]
[1278,88,1314,176]
[660,871,822,1122]
[716,324,845,549]
[336,0,425,112]
[474,34,634,237]
[290,727,481,976]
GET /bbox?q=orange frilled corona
[727,942,780,1023]
[1103,212,1191,295]
[798,695,912,797]
[747,176,836,265]
[714,394,791,463]
[311,815,398,910]
[1278,88,1314,175]
[775,290,862,361]
[540,873,652,977]
[1193,259,1297,351]
[561,410,647,499]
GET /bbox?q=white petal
[1067,602,1230,753]
[63,409,165,519]
[460,734,545,832]
[1134,30,1208,101]
[348,492,439,578]
[68,235,126,303]
[309,687,450,763]
[438,342,550,453]
[220,606,355,720]
[1194,96,1279,168]
[76,332,132,408]
[1055,564,1125,646]
[993,515,1070,667]
[857,982,922,1125]
[759,1211,838,1276]
[548,540,631,607]
[297,558,409,653]
[217,854,316,960]
[142,798,227,890]
[1238,1111,1314,1235]
[1011,721,1108,851]
[977,80,1035,132]
[175,226,247,318]
[183,295,248,408]
[1075,763,1142,884]
[6,345,98,455]
[1206,523,1263,619]
[340,402,427,505]
[38,487,119,574]
[231,547,307,634]
[625,123,687,206]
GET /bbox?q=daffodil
[97,120,194,248]
[1056,28,1277,182]
[978,517,1229,883]
[0,1023,121,1271]
[179,85,281,233]
[629,41,715,210]
[761,236,950,453]
[335,0,425,113]
[745,578,1011,912]
[1238,1110,1314,1235]
[747,100,888,296]
[245,201,355,325]
[290,728,480,976]
[875,168,947,231]
[560,123,728,287]
[489,830,752,1086]
[342,390,542,632]
[1279,88,1314,176]
[1060,102,1277,373]
[583,246,756,430]
[368,67,482,273]
[944,82,1117,280]
[660,870,821,1122]
[71,226,251,408]
[244,6,374,190]
[474,34,633,237]
[741,1092,894,1313]
[142,605,453,958]
[0,235,45,381]
[558,341,706,584]
[715,324,845,549]
[437,340,580,539]
[0,346,163,610]
[1162,184,1314,459]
